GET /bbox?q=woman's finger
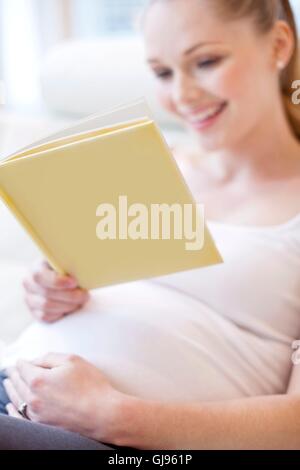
[29,306,77,323]
[32,310,62,323]
[24,279,89,305]
[8,369,32,404]
[32,352,71,368]
[23,277,45,296]
[45,288,90,305]
[15,360,46,387]
[3,379,22,410]
[6,403,23,419]
[32,264,78,291]
[25,294,80,316]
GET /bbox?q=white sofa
[40,37,180,127]
[0,37,189,351]
[0,112,70,349]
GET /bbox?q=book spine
[0,186,65,275]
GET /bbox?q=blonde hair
[142,0,300,139]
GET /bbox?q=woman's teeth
[188,103,226,124]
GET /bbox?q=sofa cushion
[0,263,32,346]
[40,37,181,128]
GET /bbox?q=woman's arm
[118,393,300,450]
[6,353,300,450]
[115,367,300,450]
[287,362,300,394]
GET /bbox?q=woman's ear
[271,19,295,71]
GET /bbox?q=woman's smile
[182,101,228,131]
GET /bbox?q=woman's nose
[172,73,202,109]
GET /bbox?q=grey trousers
[0,371,114,450]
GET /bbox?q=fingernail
[67,277,78,287]
[59,276,76,287]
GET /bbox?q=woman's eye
[197,58,222,69]
[153,70,173,80]
[151,57,222,80]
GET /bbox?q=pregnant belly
[1,281,284,402]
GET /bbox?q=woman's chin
[188,128,231,152]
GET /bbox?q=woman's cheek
[156,86,178,115]
[208,72,233,101]
[220,62,255,101]
[204,64,245,102]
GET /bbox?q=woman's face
[143,0,278,151]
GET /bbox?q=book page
[5,98,154,160]
[4,117,150,163]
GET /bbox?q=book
[0,98,223,290]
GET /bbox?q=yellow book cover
[0,99,223,289]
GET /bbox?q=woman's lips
[184,102,228,131]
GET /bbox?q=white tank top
[2,214,300,402]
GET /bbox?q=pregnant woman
[1,0,300,450]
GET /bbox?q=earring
[277,60,285,70]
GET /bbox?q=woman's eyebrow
[184,41,221,55]
[147,41,221,64]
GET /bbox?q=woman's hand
[5,355,300,450]
[4,354,126,445]
[23,261,90,323]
